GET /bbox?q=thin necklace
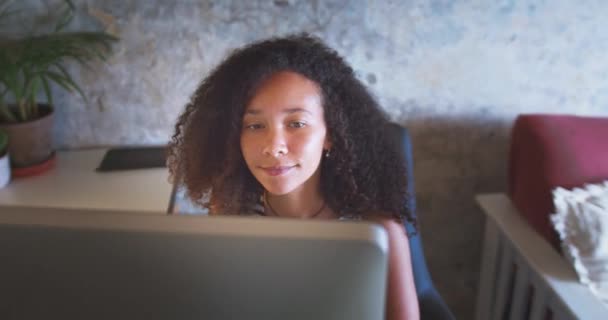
[263,192,326,218]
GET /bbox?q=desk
[0,149,172,214]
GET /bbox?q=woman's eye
[244,123,263,130]
[289,121,306,128]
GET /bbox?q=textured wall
[21,0,608,318]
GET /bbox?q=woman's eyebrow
[283,107,312,115]
[243,109,261,115]
[243,107,312,115]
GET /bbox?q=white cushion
[551,181,608,305]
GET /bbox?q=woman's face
[240,71,331,196]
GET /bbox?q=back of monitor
[0,206,388,320]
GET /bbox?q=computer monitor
[0,206,388,320]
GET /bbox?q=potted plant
[0,0,116,176]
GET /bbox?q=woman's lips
[261,165,295,176]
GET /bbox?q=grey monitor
[0,206,388,320]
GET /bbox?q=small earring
[324,149,331,158]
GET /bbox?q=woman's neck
[264,187,335,219]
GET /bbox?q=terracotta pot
[0,104,54,169]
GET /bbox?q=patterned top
[173,186,362,220]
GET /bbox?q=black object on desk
[96,146,168,172]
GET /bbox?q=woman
[168,34,420,320]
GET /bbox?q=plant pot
[0,104,55,173]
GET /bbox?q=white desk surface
[0,149,172,214]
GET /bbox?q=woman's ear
[323,139,333,159]
[323,137,332,150]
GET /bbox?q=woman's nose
[262,129,288,157]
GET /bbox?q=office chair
[386,122,456,320]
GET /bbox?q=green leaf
[40,75,53,107]
[4,66,22,101]
[45,70,86,102]
[27,74,41,117]
[0,100,17,123]
[0,0,118,122]
[44,71,74,92]
[54,0,75,32]
[17,99,26,121]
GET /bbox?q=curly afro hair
[168,33,415,228]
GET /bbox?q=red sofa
[508,114,608,249]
